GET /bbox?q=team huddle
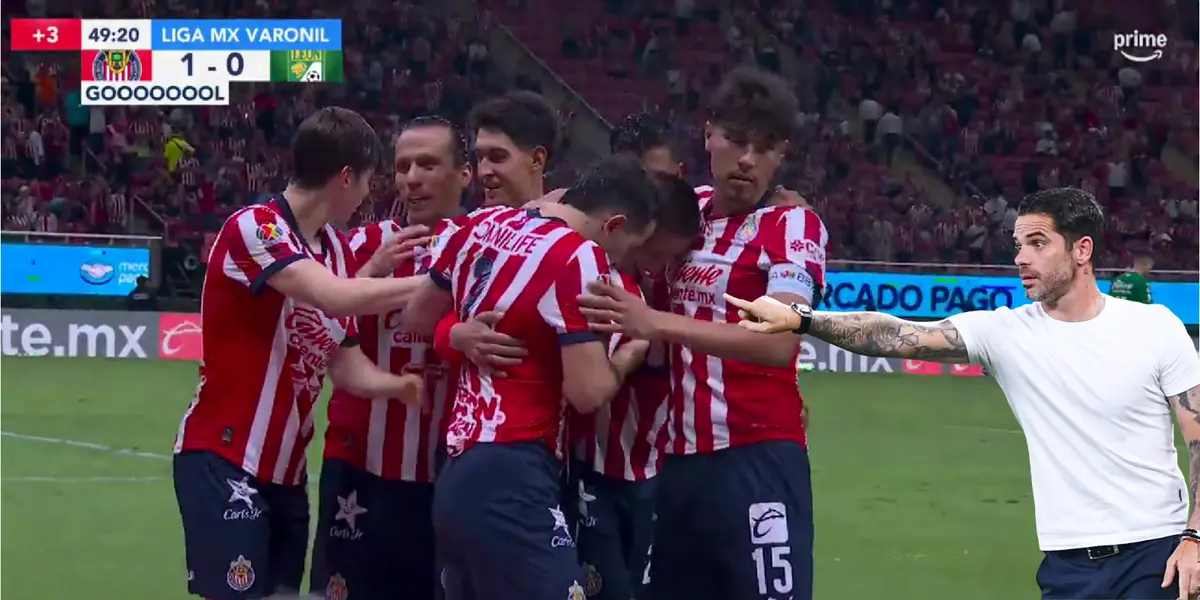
[173,66,826,600]
[169,61,1200,600]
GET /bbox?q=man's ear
[603,213,629,234]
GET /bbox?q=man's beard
[1029,261,1076,306]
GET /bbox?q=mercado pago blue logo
[79,249,119,285]
[820,270,1199,326]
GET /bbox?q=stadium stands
[2,0,1195,279]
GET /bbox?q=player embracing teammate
[306,115,472,600]
[172,107,428,600]
[580,67,828,600]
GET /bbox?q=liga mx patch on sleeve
[80,49,153,81]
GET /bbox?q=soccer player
[578,67,828,600]
[571,172,701,600]
[611,112,684,177]
[471,90,561,207]
[400,156,661,600]
[725,188,1200,600]
[308,116,472,600]
[172,107,428,600]
[1109,252,1154,304]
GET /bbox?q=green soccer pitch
[1,356,1186,599]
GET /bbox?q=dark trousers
[1037,535,1178,599]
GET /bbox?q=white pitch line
[0,431,171,460]
[3,476,166,482]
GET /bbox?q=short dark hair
[468,91,561,160]
[402,115,469,166]
[291,107,384,188]
[610,112,675,156]
[708,66,798,145]
[561,155,658,231]
[1017,188,1105,259]
[650,173,701,238]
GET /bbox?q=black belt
[1056,540,1151,561]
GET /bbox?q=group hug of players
[171,65,827,600]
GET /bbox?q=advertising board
[1,243,151,296]
[0,309,157,358]
[821,271,1199,326]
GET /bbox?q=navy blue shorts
[308,458,436,600]
[647,441,814,600]
[573,465,657,600]
[1037,535,1178,599]
[434,442,586,600]
[172,450,309,600]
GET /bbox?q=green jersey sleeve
[1110,272,1151,303]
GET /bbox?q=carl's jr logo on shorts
[748,501,788,545]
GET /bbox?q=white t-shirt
[949,297,1200,550]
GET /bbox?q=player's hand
[768,186,811,209]
[359,225,432,278]
[1162,539,1200,599]
[449,311,527,377]
[523,188,569,210]
[801,405,810,429]
[722,293,803,334]
[578,280,662,341]
[391,373,425,410]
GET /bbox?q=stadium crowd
[1,0,1195,271]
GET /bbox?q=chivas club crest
[92,50,144,82]
[225,555,255,592]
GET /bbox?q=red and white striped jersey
[573,270,671,481]
[323,216,464,483]
[174,195,358,485]
[431,207,617,459]
[667,186,829,454]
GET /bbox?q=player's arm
[549,251,637,413]
[1158,308,1200,594]
[269,261,426,317]
[328,343,423,406]
[222,208,424,317]
[400,276,455,335]
[399,222,471,335]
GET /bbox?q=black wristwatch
[789,303,813,335]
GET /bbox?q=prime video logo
[1113,31,1168,62]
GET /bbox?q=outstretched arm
[1170,385,1200,529]
[723,294,970,363]
[808,312,969,363]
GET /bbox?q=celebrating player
[472,90,561,207]
[578,67,827,600]
[571,171,701,600]
[610,111,684,177]
[308,116,472,600]
[171,107,426,600]
[725,188,1200,600]
[400,156,660,600]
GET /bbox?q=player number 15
[180,52,245,77]
[751,546,794,595]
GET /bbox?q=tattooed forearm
[1169,386,1200,522]
[808,312,969,362]
[1172,390,1200,425]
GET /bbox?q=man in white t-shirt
[724,188,1200,600]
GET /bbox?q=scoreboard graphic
[9,18,343,106]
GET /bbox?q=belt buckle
[1087,545,1119,560]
